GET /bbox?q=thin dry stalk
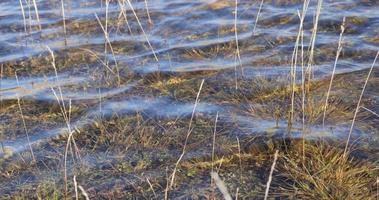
[78,185,90,200]
[169,79,205,188]
[289,26,299,129]
[63,107,75,196]
[98,88,103,116]
[236,136,242,182]
[15,72,36,162]
[360,106,379,118]
[146,178,157,198]
[46,46,80,197]
[117,0,133,35]
[211,172,232,200]
[95,14,121,85]
[164,167,169,200]
[252,0,264,35]
[74,175,79,200]
[211,112,219,192]
[79,48,116,74]
[61,0,67,43]
[343,51,379,157]
[306,0,323,85]
[144,0,153,25]
[234,0,242,89]
[19,0,27,34]
[32,0,41,31]
[299,0,310,125]
[264,150,279,200]
[27,0,32,32]
[289,3,308,128]
[299,1,310,164]
[47,47,71,133]
[322,17,346,127]
[105,0,109,58]
[125,0,159,62]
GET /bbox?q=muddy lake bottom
[1,0,379,199]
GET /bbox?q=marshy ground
[0,0,379,199]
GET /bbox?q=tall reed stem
[322,17,346,127]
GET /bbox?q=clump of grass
[275,141,379,199]
[229,76,356,126]
[74,114,158,151]
[180,137,379,199]
[12,180,63,200]
[183,42,236,60]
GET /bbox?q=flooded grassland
[1,0,379,199]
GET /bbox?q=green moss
[136,157,152,171]
[186,168,198,177]
[116,162,134,173]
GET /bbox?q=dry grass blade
[78,185,90,200]
[26,0,32,32]
[15,72,36,162]
[252,0,264,35]
[234,0,242,89]
[46,46,81,197]
[211,112,219,188]
[46,46,71,131]
[61,0,67,43]
[236,136,242,181]
[322,17,346,127]
[306,0,323,84]
[19,0,27,34]
[32,0,41,31]
[289,1,309,128]
[360,106,379,118]
[125,0,159,63]
[144,0,152,25]
[169,79,205,189]
[79,48,117,74]
[211,172,232,200]
[105,0,109,61]
[264,150,279,200]
[95,13,121,85]
[146,178,157,198]
[74,175,79,200]
[344,51,379,157]
[117,0,133,35]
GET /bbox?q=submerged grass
[2,67,378,198]
[1,0,379,199]
[1,112,379,199]
[1,65,379,199]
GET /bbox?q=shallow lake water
[0,0,379,198]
